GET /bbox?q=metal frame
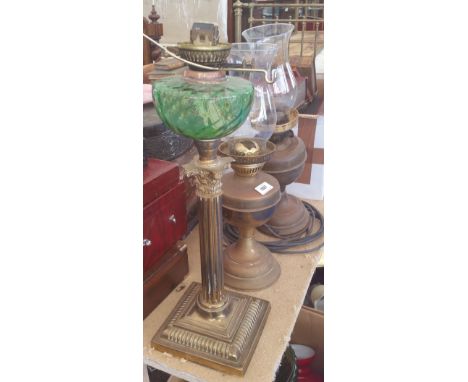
[233,0,324,58]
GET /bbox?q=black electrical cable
[223,201,324,254]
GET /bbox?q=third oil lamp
[243,23,310,237]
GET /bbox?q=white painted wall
[143,0,228,44]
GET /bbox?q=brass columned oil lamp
[147,24,271,375]
[219,138,281,291]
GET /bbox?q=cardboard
[290,306,324,375]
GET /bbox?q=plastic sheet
[144,0,228,43]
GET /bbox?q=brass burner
[177,42,232,68]
[233,139,261,156]
[177,22,231,68]
[220,138,274,177]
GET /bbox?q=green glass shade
[152,76,254,140]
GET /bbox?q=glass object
[225,42,277,144]
[152,75,254,140]
[242,23,297,124]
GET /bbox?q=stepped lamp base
[260,193,310,237]
[224,240,281,291]
[151,282,270,375]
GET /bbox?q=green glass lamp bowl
[152,76,254,140]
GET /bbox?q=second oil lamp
[220,138,281,290]
[220,43,281,290]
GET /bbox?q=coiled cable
[223,201,324,254]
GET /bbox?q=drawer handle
[169,214,176,224]
[143,239,152,247]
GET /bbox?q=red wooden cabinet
[143,158,188,276]
[143,158,189,317]
[143,180,187,274]
[143,157,179,206]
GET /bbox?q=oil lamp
[219,138,281,290]
[219,42,282,290]
[261,120,309,236]
[243,24,310,237]
[149,23,271,375]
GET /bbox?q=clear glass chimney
[242,23,297,124]
[225,42,278,146]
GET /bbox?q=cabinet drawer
[143,242,189,318]
[143,180,187,274]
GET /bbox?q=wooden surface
[143,199,324,382]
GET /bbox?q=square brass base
[151,282,270,375]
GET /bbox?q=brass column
[186,140,231,312]
[152,138,271,375]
